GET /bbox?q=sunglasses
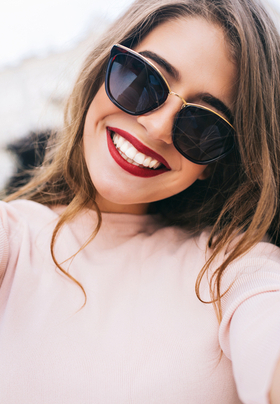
[105,44,235,165]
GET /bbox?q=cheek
[85,87,113,127]
[160,163,209,202]
[197,164,210,180]
[179,159,209,184]
[85,82,121,123]
[83,89,117,152]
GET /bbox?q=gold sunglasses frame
[114,44,234,130]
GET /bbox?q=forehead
[135,17,237,108]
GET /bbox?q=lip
[106,128,171,178]
[108,127,171,168]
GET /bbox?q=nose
[137,94,183,144]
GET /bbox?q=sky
[0,0,134,70]
[1,0,280,71]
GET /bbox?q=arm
[218,256,280,404]
[270,355,280,404]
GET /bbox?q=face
[83,17,237,214]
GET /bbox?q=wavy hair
[5,0,280,317]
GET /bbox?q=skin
[83,17,237,215]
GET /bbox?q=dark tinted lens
[173,106,234,164]
[107,53,168,114]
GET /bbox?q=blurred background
[0,0,279,188]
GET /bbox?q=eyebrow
[139,50,180,81]
[139,51,233,123]
[200,94,234,123]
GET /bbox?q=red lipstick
[106,127,171,178]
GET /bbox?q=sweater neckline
[51,205,161,238]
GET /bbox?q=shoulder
[1,199,58,220]
[218,239,280,354]
[220,240,280,292]
[0,200,60,273]
[0,200,65,290]
[0,199,61,234]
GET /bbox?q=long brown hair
[4,0,280,317]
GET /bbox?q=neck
[95,194,149,215]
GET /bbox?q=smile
[106,127,171,178]
[112,132,162,168]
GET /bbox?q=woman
[1,0,280,402]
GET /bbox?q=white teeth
[117,137,125,147]
[116,136,125,148]
[125,146,138,160]
[134,152,146,165]
[119,141,130,153]
[143,156,152,167]
[152,161,161,169]
[111,131,162,169]
[149,159,159,168]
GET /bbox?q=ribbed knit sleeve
[219,248,280,404]
[0,203,9,286]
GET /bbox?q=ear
[198,165,212,180]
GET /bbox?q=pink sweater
[0,199,280,404]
